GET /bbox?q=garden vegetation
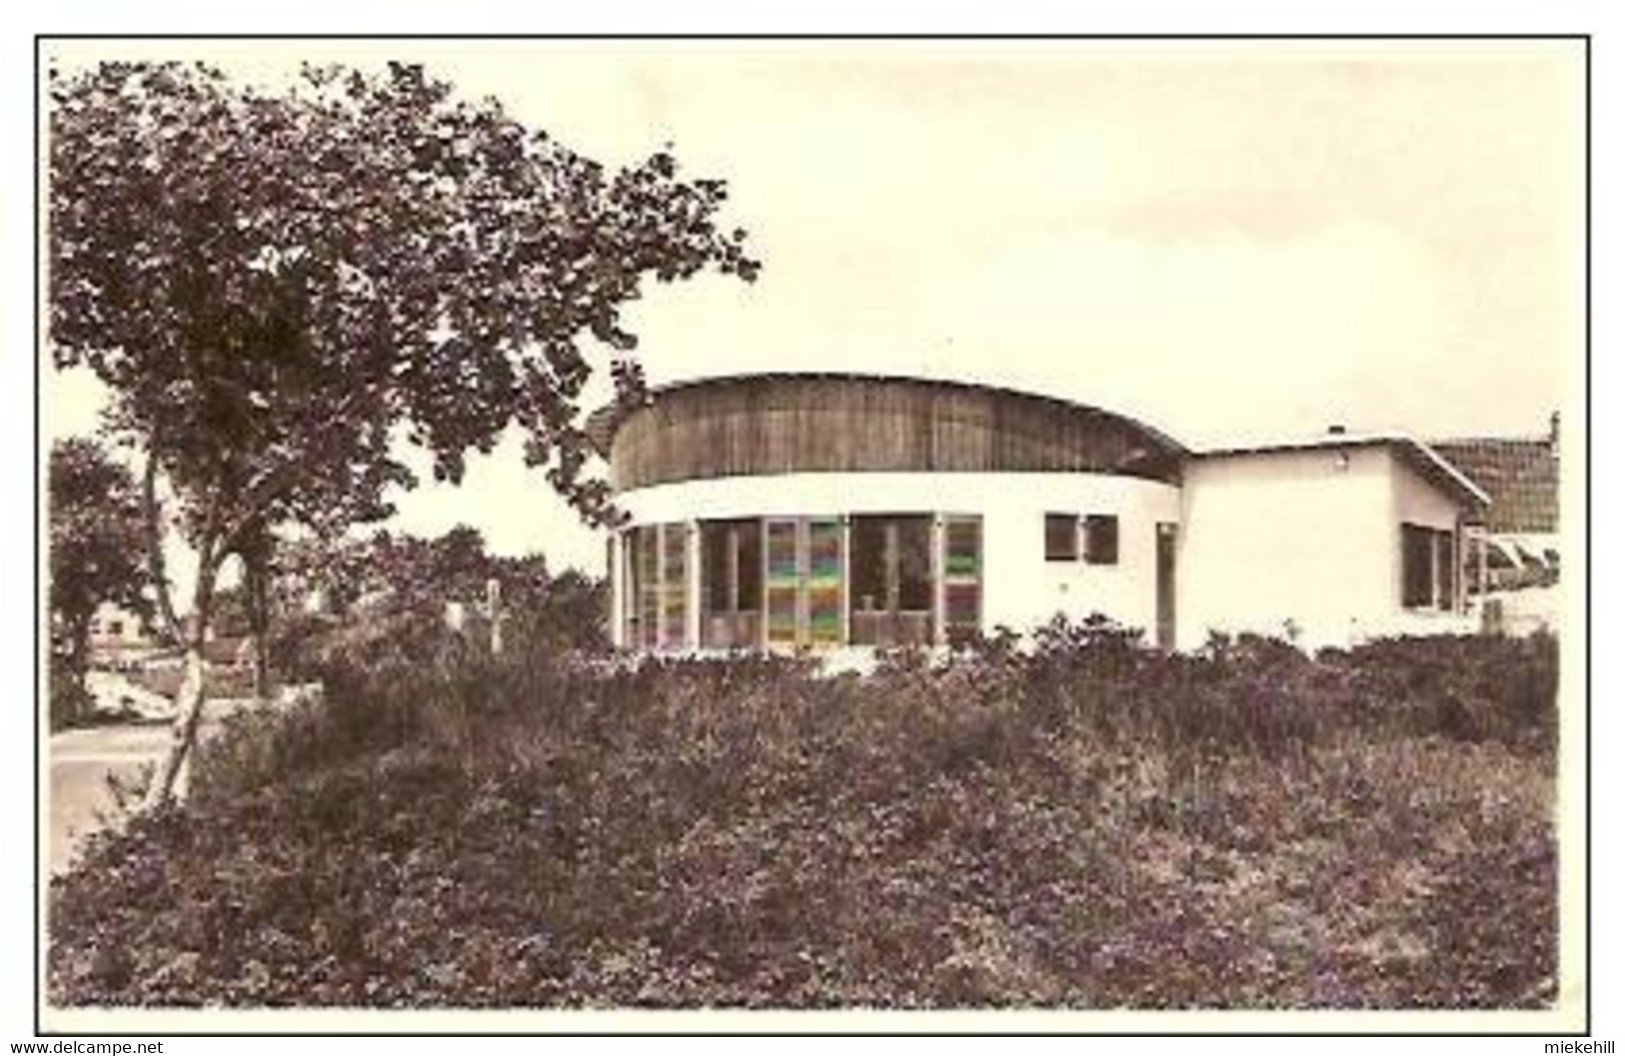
[49,620,1557,1009]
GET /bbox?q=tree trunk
[240,529,273,702]
[70,619,93,726]
[252,635,270,701]
[143,558,219,809]
[248,558,271,701]
[143,639,208,808]
[58,615,93,728]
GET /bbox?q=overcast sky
[45,38,1585,575]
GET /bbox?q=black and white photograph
[32,34,1587,1035]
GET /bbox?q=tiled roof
[1431,437,1559,533]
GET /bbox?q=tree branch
[215,384,382,551]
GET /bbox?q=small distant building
[86,602,158,662]
[589,374,1495,652]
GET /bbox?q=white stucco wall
[1177,446,1474,649]
[1386,454,1477,637]
[614,471,1183,646]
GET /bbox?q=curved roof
[590,372,1188,492]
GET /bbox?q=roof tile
[1431,438,1559,533]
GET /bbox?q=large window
[625,524,660,649]
[1401,522,1459,612]
[629,511,982,650]
[700,519,762,648]
[851,514,934,646]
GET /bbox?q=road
[48,699,248,876]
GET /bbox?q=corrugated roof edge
[584,370,1190,458]
[1196,433,1492,511]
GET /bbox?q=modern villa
[588,373,1492,653]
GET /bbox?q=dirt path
[48,700,251,875]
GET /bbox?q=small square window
[1084,515,1119,565]
[1045,514,1078,562]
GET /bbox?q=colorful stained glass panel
[765,519,800,646]
[942,516,982,643]
[807,518,844,647]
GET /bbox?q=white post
[486,577,503,656]
[654,524,666,651]
[840,515,852,648]
[608,531,624,649]
[686,520,702,651]
[1476,528,1488,607]
[931,515,946,647]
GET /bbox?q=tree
[49,60,759,804]
[48,438,151,726]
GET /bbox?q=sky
[43,38,1586,576]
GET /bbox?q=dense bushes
[49,623,1558,1009]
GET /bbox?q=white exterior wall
[1177,447,1474,650]
[1386,454,1477,637]
[614,471,1182,647]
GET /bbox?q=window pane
[896,516,933,612]
[661,523,689,647]
[807,518,844,646]
[765,519,800,646]
[1401,523,1433,609]
[702,522,731,613]
[851,514,934,644]
[1045,513,1078,561]
[850,517,888,614]
[943,516,982,645]
[1084,515,1119,565]
[636,526,659,648]
[736,520,762,613]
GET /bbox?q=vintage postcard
[35,36,1588,1036]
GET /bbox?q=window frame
[1045,513,1079,562]
[1083,514,1120,566]
[1401,521,1459,612]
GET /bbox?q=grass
[47,624,1559,1009]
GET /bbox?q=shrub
[50,622,1558,1009]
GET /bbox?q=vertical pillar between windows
[686,520,702,651]
[607,531,623,649]
[1456,516,1469,614]
[797,517,810,648]
[759,517,770,651]
[1475,527,1488,608]
[931,515,946,647]
[841,515,852,648]
[653,523,666,651]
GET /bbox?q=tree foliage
[51,59,757,540]
[268,526,610,672]
[48,438,151,724]
[49,59,756,798]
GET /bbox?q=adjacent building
[1432,417,1561,590]
[589,373,1492,653]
